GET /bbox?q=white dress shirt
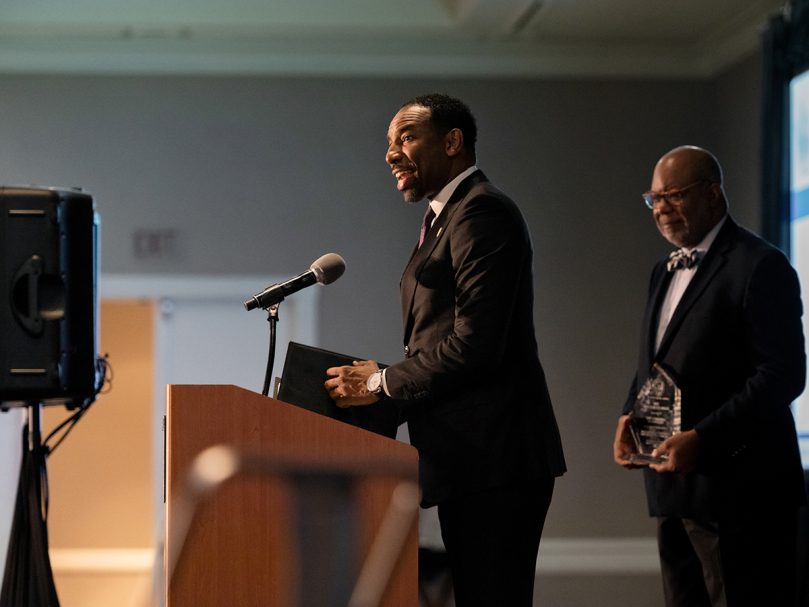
[655,214,727,352]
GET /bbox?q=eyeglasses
[642,180,708,209]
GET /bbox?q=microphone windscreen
[310,253,346,285]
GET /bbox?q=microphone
[244,253,346,311]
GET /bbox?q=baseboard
[538,537,659,574]
[49,538,660,576]
[50,548,155,574]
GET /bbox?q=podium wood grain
[165,384,418,607]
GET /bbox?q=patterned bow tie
[667,249,701,272]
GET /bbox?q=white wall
[0,410,22,576]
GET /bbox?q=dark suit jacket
[624,217,807,521]
[383,170,566,507]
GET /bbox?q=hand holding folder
[277,342,399,438]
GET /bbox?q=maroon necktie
[419,206,436,247]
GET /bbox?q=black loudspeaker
[0,186,100,409]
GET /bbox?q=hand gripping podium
[164,385,419,607]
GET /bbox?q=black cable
[96,354,113,395]
[43,405,90,456]
[42,354,112,456]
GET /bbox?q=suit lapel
[399,170,487,342]
[654,218,736,359]
[643,264,672,364]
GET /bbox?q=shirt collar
[428,165,478,217]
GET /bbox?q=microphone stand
[261,304,280,397]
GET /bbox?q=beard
[403,190,425,203]
[401,184,426,203]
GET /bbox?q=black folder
[277,342,399,439]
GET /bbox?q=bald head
[656,145,724,188]
[649,146,728,248]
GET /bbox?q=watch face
[368,372,381,392]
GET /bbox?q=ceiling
[0,0,788,78]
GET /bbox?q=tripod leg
[0,404,61,606]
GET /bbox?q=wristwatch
[367,370,384,395]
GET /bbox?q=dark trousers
[437,477,554,607]
[657,511,798,607]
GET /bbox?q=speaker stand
[0,402,61,606]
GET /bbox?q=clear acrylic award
[628,363,681,464]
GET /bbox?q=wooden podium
[164,384,419,607]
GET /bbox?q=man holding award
[613,146,806,607]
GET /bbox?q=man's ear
[706,182,725,209]
[445,128,464,157]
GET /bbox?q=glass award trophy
[628,363,681,464]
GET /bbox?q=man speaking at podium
[325,94,566,605]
